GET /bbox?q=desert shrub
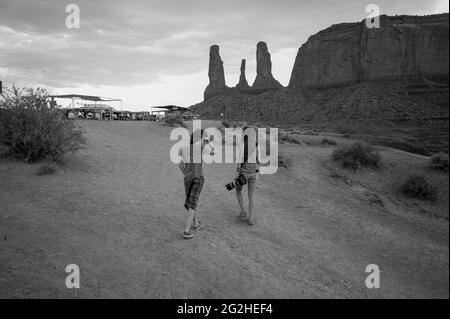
[37,162,58,175]
[336,125,357,135]
[332,142,381,170]
[278,154,292,169]
[232,121,248,129]
[321,137,337,146]
[164,114,186,128]
[430,152,449,172]
[381,140,430,156]
[279,132,301,145]
[0,86,86,162]
[301,138,311,146]
[0,144,9,156]
[400,173,437,201]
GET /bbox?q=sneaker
[183,231,194,239]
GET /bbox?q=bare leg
[235,187,246,217]
[193,211,200,228]
[247,179,256,224]
[185,209,196,233]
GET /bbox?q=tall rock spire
[235,59,250,90]
[204,45,227,100]
[252,41,282,90]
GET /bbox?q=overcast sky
[0,0,448,110]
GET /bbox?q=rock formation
[204,45,227,100]
[252,42,283,90]
[235,59,250,90]
[192,13,448,131]
[289,14,449,89]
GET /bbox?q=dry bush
[279,132,301,145]
[163,115,187,128]
[400,173,437,201]
[278,153,292,169]
[381,140,430,156]
[430,152,449,172]
[332,142,381,170]
[321,137,337,146]
[37,162,58,175]
[0,85,86,162]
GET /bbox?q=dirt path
[0,121,448,298]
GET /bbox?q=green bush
[164,115,186,128]
[430,152,449,172]
[0,86,86,162]
[332,142,381,170]
[400,173,437,201]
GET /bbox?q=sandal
[193,221,203,231]
[238,211,247,219]
[183,231,194,239]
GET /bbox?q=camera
[225,174,247,191]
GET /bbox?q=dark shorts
[184,176,204,210]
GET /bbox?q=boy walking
[178,129,214,239]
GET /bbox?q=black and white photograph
[0,0,449,304]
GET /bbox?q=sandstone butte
[191,13,449,126]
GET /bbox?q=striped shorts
[184,176,204,210]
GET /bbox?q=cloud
[434,0,449,13]
[0,0,446,107]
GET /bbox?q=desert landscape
[0,1,448,301]
[192,14,449,157]
[0,120,448,298]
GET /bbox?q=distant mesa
[289,14,450,89]
[192,13,448,127]
[202,14,449,101]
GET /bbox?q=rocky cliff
[204,45,228,100]
[235,59,250,90]
[204,42,283,99]
[289,14,449,89]
[192,14,449,126]
[252,42,283,90]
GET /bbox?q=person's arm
[179,161,185,174]
[178,148,185,174]
[256,145,270,167]
[202,142,215,156]
[256,145,262,165]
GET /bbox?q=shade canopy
[50,94,122,102]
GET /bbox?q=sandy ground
[0,120,448,298]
